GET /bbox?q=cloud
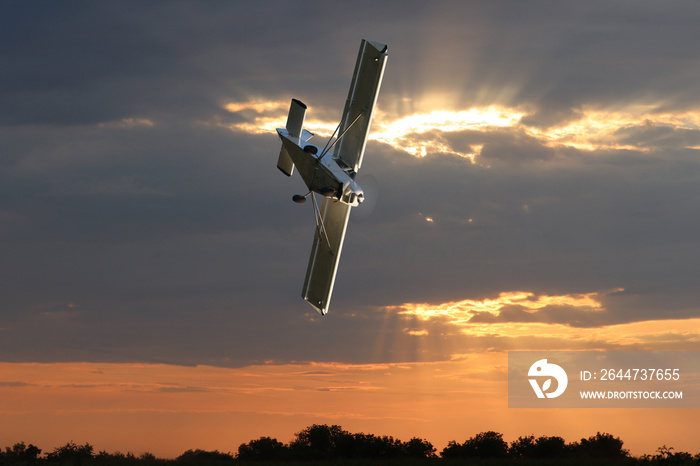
[388,290,608,323]
[4,116,700,365]
[2,1,700,369]
[225,96,700,165]
[0,381,32,387]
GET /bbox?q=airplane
[275,39,388,315]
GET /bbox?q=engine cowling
[340,179,364,207]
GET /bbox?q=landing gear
[293,187,336,204]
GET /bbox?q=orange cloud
[381,289,700,351]
[387,290,606,321]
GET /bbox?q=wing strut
[310,192,333,253]
[317,121,342,161]
[317,110,365,163]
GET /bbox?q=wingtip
[291,98,307,109]
[304,296,329,315]
[365,39,388,54]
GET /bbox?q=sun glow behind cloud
[371,107,522,159]
[222,99,700,159]
[219,99,339,137]
[528,106,700,151]
[388,290,606,321]
[383,289,700,348]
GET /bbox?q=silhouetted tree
[46,442,94,466]
[175,449,233,464]
[289,424,351,460]
[534,435,568,458]
[510,435,569,459]
[373,434,404,458]
[94,451,139,466]
[348,433,404,459]
[509,434,536,459]
[236,437,287,461]
[440,440,466,459]
[3,442,42,463]
[403,437,437,458]
[641,445,696,465]
[441,431,508,459]
[283,424,436,460]
[9,427,696,466]
[137,453,157,464]
[572,432,629,459]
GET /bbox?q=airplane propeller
[351,173,379,224]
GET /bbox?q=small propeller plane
[275,39,388,315]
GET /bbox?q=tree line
[2,424,699,465]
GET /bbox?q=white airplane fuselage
[277,128,364,207]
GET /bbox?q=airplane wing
[333,39,388,173]
[302,196,352,315]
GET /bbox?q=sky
[2,0,700,458]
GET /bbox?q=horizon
[2,359,698,458]
[1,421,693,461]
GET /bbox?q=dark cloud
[0,381,32,387]
[392,1,700,125]
[612,123,700,150]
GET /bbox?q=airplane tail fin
[277,99,307,177]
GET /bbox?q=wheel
[303,145,318,155]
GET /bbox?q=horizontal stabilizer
[300,129,314,142]
[277,145,294,176]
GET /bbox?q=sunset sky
[2,0,700,458]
